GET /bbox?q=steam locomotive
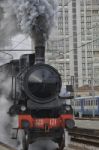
[8,46,75,150]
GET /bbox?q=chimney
[35,46,45,64]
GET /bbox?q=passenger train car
[72,96,99,117]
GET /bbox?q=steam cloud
[0,72,17,148]
[0,0,57,47]
[11,0,57,46]
[0,0,20,47]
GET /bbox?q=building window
[92,10,99,14]
[86,16,91,22]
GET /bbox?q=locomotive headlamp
[21,105,26,112]
[21,120,30,129]
[65,119,75,129]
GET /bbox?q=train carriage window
[88,100,90,106]
[79,101,81,106]
[95,99,97,105]
[86,100,88,106]
[96,99,98,105]
[85,101,87,106]
[93,100,96,105]
[89,100,91,106]
[85,100,86,106]
[83,99,85,106]
[91,100,93,106]
[87,100,89,106]
[77,101,79,106]
[88,101,89,105]
[86,101,88,106]
[89,100,90,105]
[92,100,95,106]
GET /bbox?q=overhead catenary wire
[48,23,99,42]
[67,38,99,55]
[47,37,99,60]
[11,35,29,50]
[0,36,28,61]
[0,36,30,52]
[0,37,98,56]
[11,22,99,53]
[0,50,13,61]
[0,33,30,63]
[0,23,99,52]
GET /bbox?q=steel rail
[68,127,99,147]
[71,137,99,147]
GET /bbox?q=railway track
[0,142,16,150]
[68,127,99,147]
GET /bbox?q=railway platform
[0,142,16,150]
[75,118,99,129]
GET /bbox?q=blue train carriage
[71,96,99,117]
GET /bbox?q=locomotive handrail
[12,66,29,102]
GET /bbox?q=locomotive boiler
[9,46,75,150]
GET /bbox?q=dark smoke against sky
[0,0,57,47]
[12,0,57,46]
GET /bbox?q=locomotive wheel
[57,137,65,150]
[22,134,29,150]
[59,139,65,150]
[17,130,29,150]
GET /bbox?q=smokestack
[35,46,45,64]
[33,15,46,64]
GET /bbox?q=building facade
[46,0,99,88]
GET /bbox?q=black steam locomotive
[8,46,75,150]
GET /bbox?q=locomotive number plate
[50,119,57,126]
[35,119,57,127]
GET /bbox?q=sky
[0,34,32,65]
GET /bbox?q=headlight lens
[65,119,75,129]
[21,120,30,128]
[21,105,26,112]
